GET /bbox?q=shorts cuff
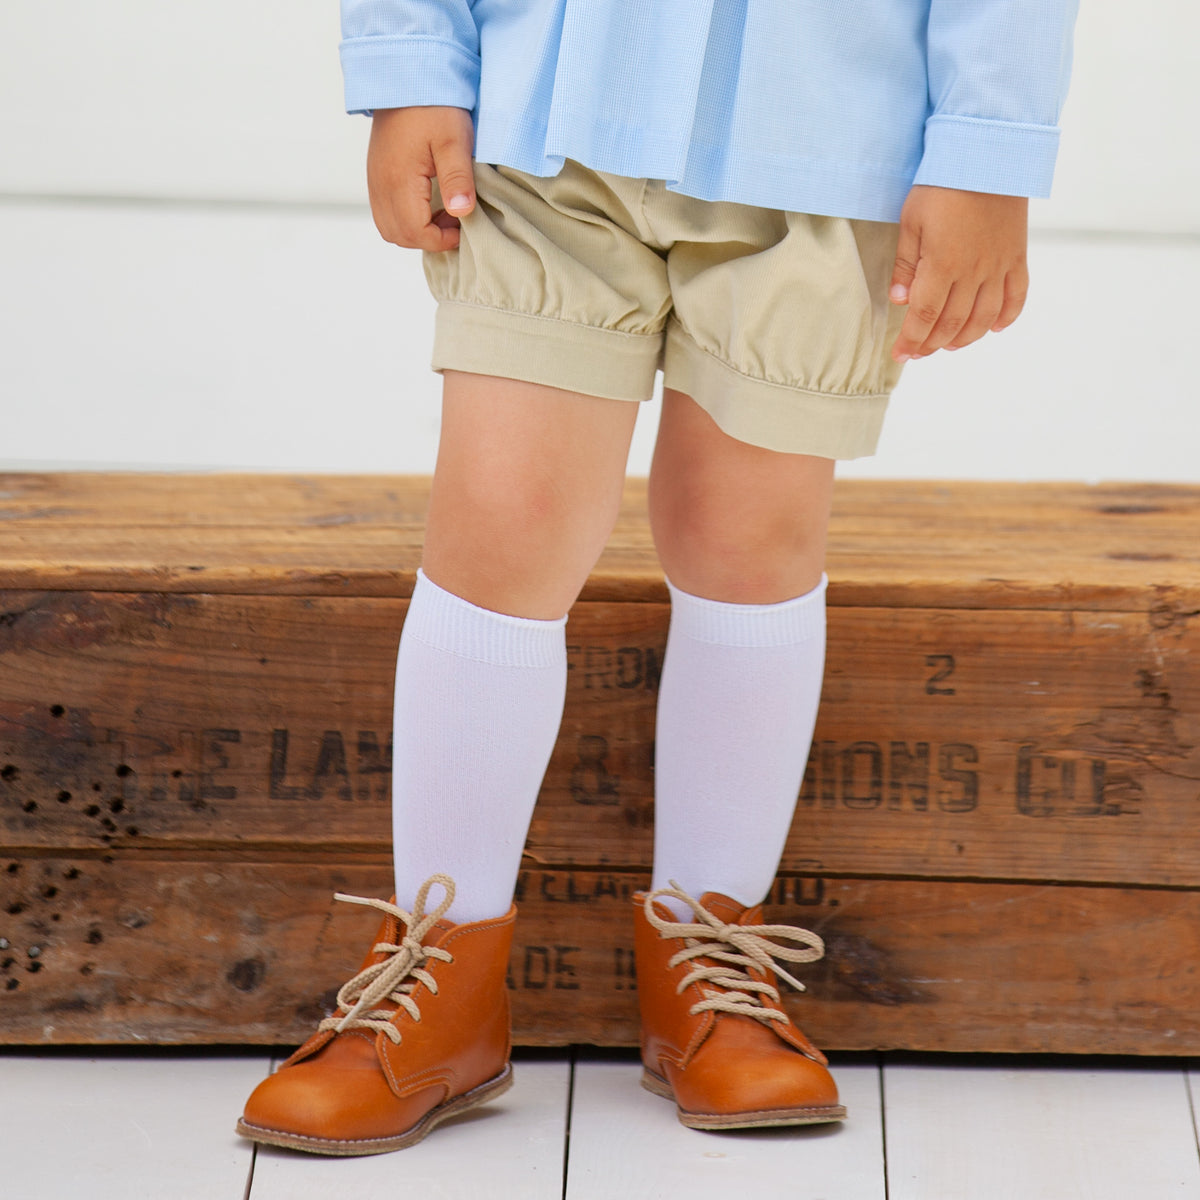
[663,320,890,459]
[432,301,660,401]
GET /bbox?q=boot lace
[644,881,824,1026]
[318,874,456,1046]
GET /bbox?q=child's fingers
[391,141,470,252]
[389,170,458,252]
[914,281,978,356]
[426,208,466,248]
[891,268,951,362]
[366,107,476,252]
[889,223,920,305]
[992,267,1030,332]
[395,129,475,253]
[430,136,477,221]
[945,282,1005,351]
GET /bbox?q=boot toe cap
[239,1048,430,1148]
[669,1037,843,1124]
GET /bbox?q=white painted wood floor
[3,1049,1200,1199]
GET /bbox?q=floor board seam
[561,1046,577,1200]
[878,1054,891,1200]
[242,1143,257,1200]
[1184,1064,1200,1173]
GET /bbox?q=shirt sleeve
[913,0,1080,198]
[339,0,481,116]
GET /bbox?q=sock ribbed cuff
[403,568,567,668]
[664,574,827,647]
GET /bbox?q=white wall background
[0,1,1197,481]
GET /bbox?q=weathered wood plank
[2,474,1198,609]
[0,1051,264,1197]
[1,594,1195,887]
[3,860,1199,1054]
[566,1054,886,1200]
[883,1060,1200,1199]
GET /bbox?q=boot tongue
[697,892,750,925]
[421,917,456,947]
[367,895,455,962]
[360,912,404,968]
[371,913,454,962]
[695,894,774,987]
[351,911,448,1020]
[690,893,823,1058]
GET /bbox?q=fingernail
[447,194,472,213]
[895,353,912,363]
[946,345,960,352]
[889,284,909,303]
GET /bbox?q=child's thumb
[432,141,476,218]
[889,224,920,305]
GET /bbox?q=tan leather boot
[633,882,845,1129]
[236,875,515,1155]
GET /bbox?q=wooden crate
[1,473,1198,1052]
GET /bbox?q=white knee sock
[391,569,567,922]
[651,575,827,915]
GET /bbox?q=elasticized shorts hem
[662,320,889,459]
[432,301,890,459]
[431,301,658,403]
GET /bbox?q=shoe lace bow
[644,881,824,1025]
[318,874,456,1046]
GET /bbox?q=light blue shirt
[340,0,1078,223]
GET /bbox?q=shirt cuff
[913,114,1062,198]
[340,35,480,115]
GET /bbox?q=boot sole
[641,1067,847,1129]
[235,1062,514,1156]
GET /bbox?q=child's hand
[888,185,1029,362]
[366,106,477,252]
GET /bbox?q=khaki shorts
[423,158,905,459]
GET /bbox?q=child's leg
[238,372,639,1155]
[634,387,845,1128]
[392,369,639,921]
[647,385,832,910]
